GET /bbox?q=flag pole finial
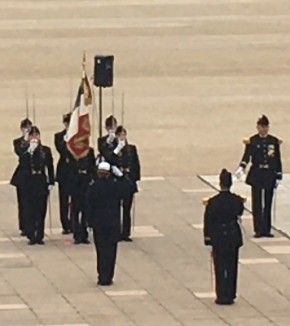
[82,51,86,70]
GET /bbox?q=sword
[132,195,136,230]
[210,249,215,293]
[121,91,125,125]
[272,187,277,226]
[48,193,52,236]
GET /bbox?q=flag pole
[25,87,29,119]
[121,91,125,125]
[32,94,36,124]
[69,78,73,112]
[111,87,115,116]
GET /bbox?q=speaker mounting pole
[98,86,103,138]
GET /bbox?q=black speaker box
[94,55,114,88]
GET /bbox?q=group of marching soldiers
[10,114,140,285]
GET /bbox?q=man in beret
[235,115,283,238]
[203,169,244,305]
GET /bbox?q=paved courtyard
[1,0,290,325]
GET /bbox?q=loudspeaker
[94,55,114,88]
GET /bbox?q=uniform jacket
[70,147,96,196]
[86,175,131,235]
[239,134,282,189]
[10,136,30,187]
[203,191,244,248]
[98,140,141,193]
[54,129,75,185]
[97,135,117,162]
[11,145,54,193]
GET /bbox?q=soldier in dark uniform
[70,147,96,244]
[235,115,282,238]
[203,169,244,305]
[10,118,33,236]
[54,113,73,234]
[114,126,141,242]
[97,115,117,161]
[16,126,54,245]
[86,162,131,286]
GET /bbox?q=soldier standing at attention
[54,113,73,234]
[86,162,131,286]
[114,126,141,242]
[235,115,282,238]
[203,169,244,305]
[18,126,54,245]
[70,147,95,244]
[10,118,33,236]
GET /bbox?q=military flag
[66,54,92,159]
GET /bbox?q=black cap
[105,115,117,128]
[63,113,71,124]
[257,115,269,126]
[28,126,40,136]
[219,169,232,188]
[20,118,32,129]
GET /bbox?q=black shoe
[82,239,90,244]
[97,280,113,286]
[264,233,274,238]
[62,229,71,235]
[215,299,234,305]
[74,239,81,245]
[36,240,45,245]
[20,231,26,237]
[28,239,36,245]
[254,233,262,238]
[122,237,133,242]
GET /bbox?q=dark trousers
[71,194,88,241]
[24,190,48,242]
[16,186,26,231]
[93,228,118,284]
[121,194,134,238]
[251,187,274,235]
[213,246,239,302]
[58,183,72,231]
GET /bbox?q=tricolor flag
[66,60,92,159]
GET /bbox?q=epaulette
[238,194,247,203]
[243,138,250,145]
[202,197,209,206]
[278,138,283,145]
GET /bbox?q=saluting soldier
[17,126,54,245]
[54,113,74,234]
[86,162,131,286]
[114,126,141,242]
[70,147,96,244]
[97,115,118,161]
[203,169,244,305]
[10,118,33,236]
[235,115,282,238]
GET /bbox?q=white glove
[235,166,244,179]
[111,166,123,177]
[113,140,125,155]
[28,139,38,154]
[63,134,68,142]
[106,131,115,144]
[48,185,54,191]
[112,165,123,177]
[275,180,281,188]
